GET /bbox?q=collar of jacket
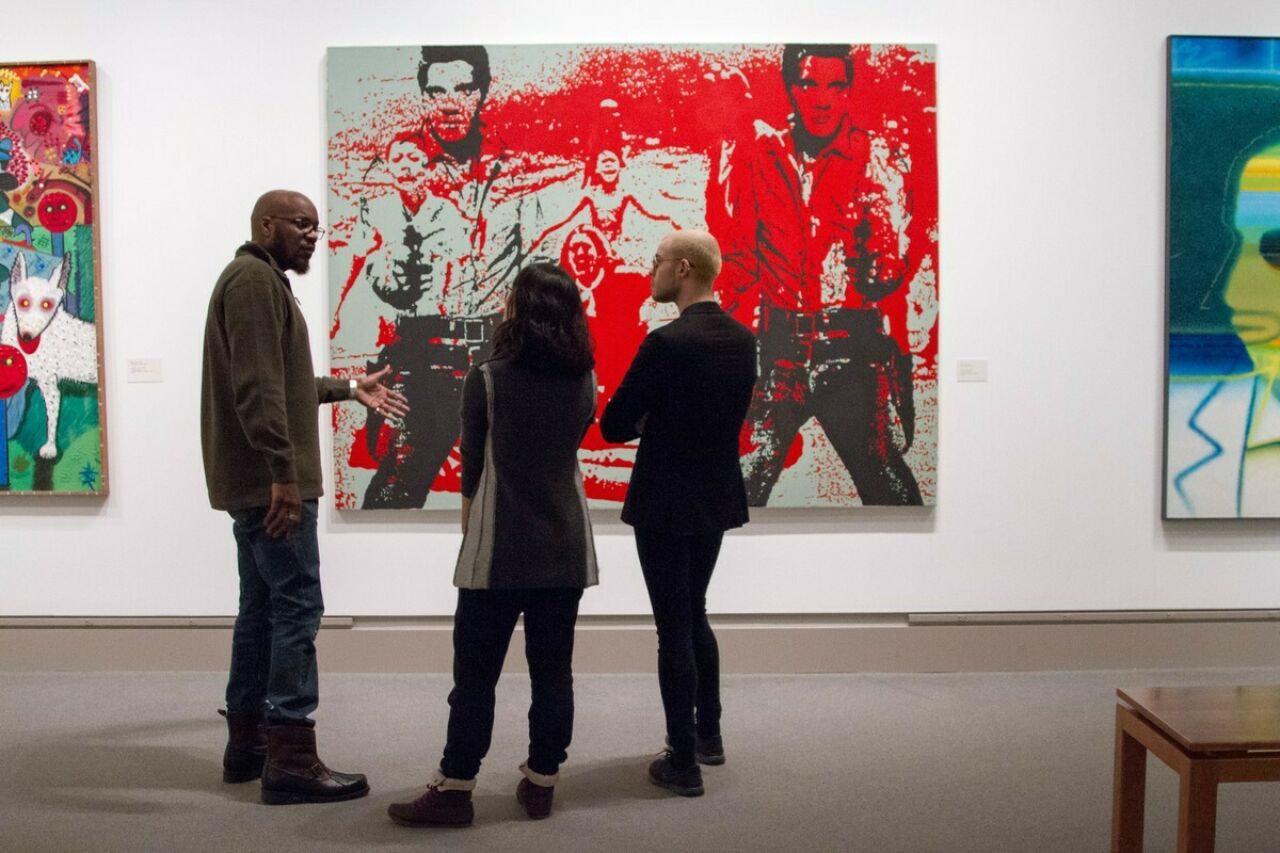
[235,241,292,290]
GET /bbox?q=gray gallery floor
[3,668,1280,852]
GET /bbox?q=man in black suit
[601,230,757,797]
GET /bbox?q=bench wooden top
[1118,686,1280,753]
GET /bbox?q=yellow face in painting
[1226,144,1280,362]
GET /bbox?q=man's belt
[759,306,915,449]
[761,306,879,338]
[399,314,498,344]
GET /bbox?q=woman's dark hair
[492,263,595,376]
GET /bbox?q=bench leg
[1177,763,1217,853]
[1112,713,1147,853]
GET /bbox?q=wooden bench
[1112,686,1280,853]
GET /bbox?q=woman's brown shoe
[387,772,475,827]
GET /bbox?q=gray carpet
[3,668,1280,852]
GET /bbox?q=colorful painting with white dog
[0,61,105,494]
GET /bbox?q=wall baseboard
[2,615,1278,673]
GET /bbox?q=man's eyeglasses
[651,254,693,272]
[269,216,325,237]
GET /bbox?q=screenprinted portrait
[327,44,938,509]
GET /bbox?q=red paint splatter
[375,316,400,346]
[430,448,464,493]
[347,426,381,469]
[783,433,804,470]
[738,420,758,458]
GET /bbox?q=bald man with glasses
[602,229,757,797]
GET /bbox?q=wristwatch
[349,378,358,398]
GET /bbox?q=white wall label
[126,359,163,383]
[957,359,989,382]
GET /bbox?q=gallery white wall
[4,0,1280,616]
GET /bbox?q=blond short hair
[667,230,722,286]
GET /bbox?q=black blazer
[601,301,757,533]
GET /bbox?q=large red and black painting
[327,44,938,509]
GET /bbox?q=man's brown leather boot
[220,709,267,784]
[260,723,369,805]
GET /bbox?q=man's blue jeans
[225,499,323,724]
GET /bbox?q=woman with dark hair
[388,262,598,828]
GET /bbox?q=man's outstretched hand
[355,365,410,420]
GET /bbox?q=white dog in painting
[1,253,97,459]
